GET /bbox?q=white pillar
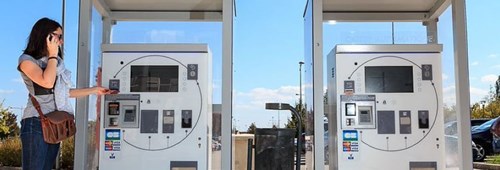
[74,0,92,169]
[451,0,473,169]
[222,0,234,169]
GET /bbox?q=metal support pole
[424,19,439,44]
[299,61,304,109]
[74,0,93,169]
[247,139,253,170]
[222,0,234,169]
[312,0,325,169]
[451,0,473,169]
[290,106,302,170]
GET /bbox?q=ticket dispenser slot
[163,110,175,133]
[171,161,197,170]
[409,162,437,170]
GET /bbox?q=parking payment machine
[99,44,212,170]
[327,45,445,170]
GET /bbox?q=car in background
[445,135,483,167]
[444,118,492,136]
[471,117,500,161]
[472,118,492,129]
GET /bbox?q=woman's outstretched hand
[93,86,118,95]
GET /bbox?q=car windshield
[475,118,498,131]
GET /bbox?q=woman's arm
[70,86,111,98]
[19,35,60,88]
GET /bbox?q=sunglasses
[50,32,63,41]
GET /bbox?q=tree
[470,76,500,119]
[0,103,20,139]
[285,102,306,137]
[495,75,500,100]
[247,122,257,134]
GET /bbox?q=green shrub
[60,136,75,169]
[0,137,22,167]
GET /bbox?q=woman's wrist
[92,87,99,94]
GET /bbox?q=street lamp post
[299,61,304,110]
[266,103,302,170]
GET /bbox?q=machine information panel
[99,44,212,170]
[327,45,444,170]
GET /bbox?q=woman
[18,18,111,170]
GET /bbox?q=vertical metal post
[102,17,113,44]
[424,19,439,44]
[247,139,253,170]
[56,0,66,169]
[299,61,304,108]
[222,0,234,170]
[74,0,93,169]
[290,107,302,170]
[451,0,473,169]
[312,0,325,169]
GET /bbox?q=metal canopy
[322,0,450,21]
[94,0,225,21]
[324,0,436,12]
[103,0,222,11]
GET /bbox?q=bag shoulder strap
[29,94,45,117]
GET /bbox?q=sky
[0,0,499,131]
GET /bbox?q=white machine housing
[99,44,212,170]
[327,45,444,170]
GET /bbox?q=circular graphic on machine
[112,55,204,151]
[346,56,440,152]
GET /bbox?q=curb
[474,162,500,170]
[0,167,21,170]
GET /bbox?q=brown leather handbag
[29,94,76,144]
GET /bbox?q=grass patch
[486,154,500,164]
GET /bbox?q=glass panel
[321,13,467,169]
[87,6,103,170]
[110,21,222,169]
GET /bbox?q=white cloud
[236,86,300,108]
[491,65,500,69]
[442,85,489,105]
[488,54,498,58]
[11,77,23,84]
[442,73,449,81]
[470,61,479,66]
[481,74,498,84]
[233,86,302,129]
[470,87,489,97]
[148,30,184,43]
[0,89,15,94]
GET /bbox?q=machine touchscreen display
[130,66,179,92]
[365,66,413,93]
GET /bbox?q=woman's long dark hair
[24,18,63,59]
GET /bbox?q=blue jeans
[20,117,60,170]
